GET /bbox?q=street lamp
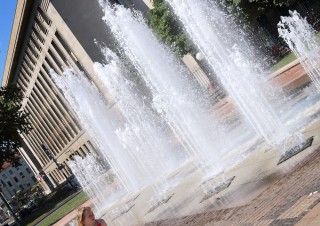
[40,144,74,189]
[196,52,205,61]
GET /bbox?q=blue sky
[0,0,17,84]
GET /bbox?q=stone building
[0,158,37,201]
[1,0,150,194]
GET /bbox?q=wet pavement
[56,60,320,226]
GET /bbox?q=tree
[0,85,31,168]
[229,0,291,21]
[148,0,193,56]
[232,0,290,5]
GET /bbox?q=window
[7,181,12,187]
[13,177,19,182]
[2,174,7,179]
[19,172,25,179]
[9,170,13,175]
[19,185,24,190]
[83,144,90,153]
[13,189,17,194]
[79,147,86,157]
[26,168,32,174]
[31,176,37,182]
[27,183,30,187]
[87,141,94,153]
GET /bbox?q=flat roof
[1,0,33,87]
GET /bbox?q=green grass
[271,31,320,72]
[271,52,297,72]
[21,189,72,225]
[26,192,88,226]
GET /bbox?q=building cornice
[1,0,34,87]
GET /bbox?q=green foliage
[0,85,31,168]
[232,0,290,7]
[229,0,291,21]
[271,52,296,72]
[149,0,192,56]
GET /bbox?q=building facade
[0,158,37,201]
[2,0,149,193]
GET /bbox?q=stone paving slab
[146,145,320,226]
[295,201,320,226]
[278,193,320,219]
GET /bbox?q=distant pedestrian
[77,207,107,226]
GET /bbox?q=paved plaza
[56,61,320,226]
[147,142,320,225]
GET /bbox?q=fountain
[51,1,320,225]
[52,2,257,215]
[278,10,320,91]
[165,0,291,146]
[67,155,125,213]
[53,63,190,196]
[275,10,320,137]
[98,1,240,173]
